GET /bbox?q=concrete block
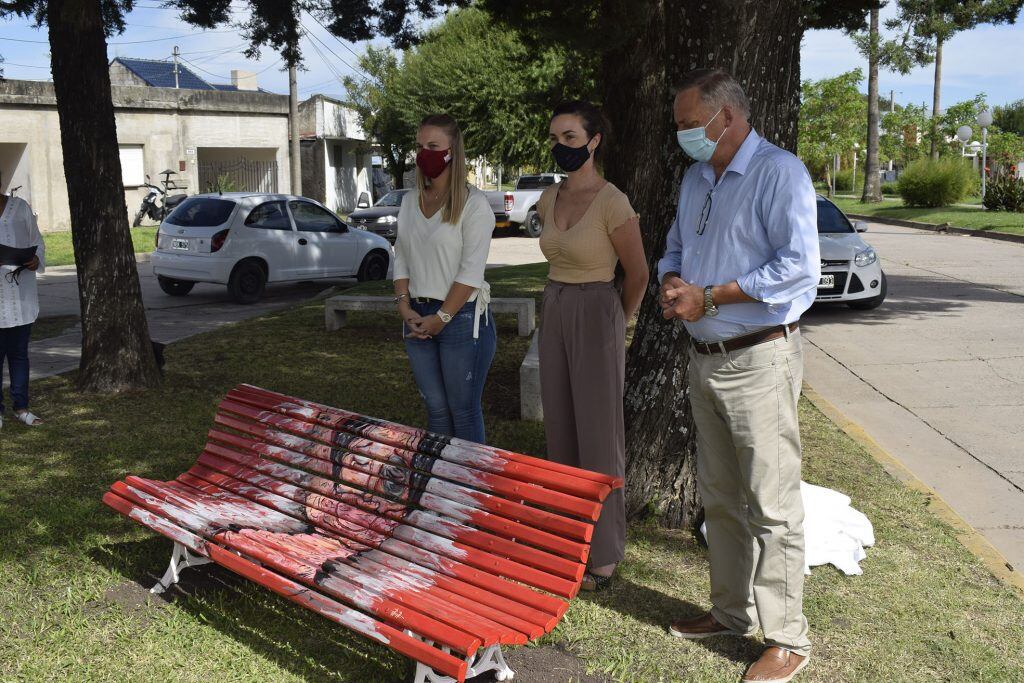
[520,330,542,422]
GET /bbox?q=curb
[801,381,1024,597]
[847,212,1024,246]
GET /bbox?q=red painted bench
[103,384,622,682]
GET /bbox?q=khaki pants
[687,330,811,656]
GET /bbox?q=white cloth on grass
[700,481,875,576]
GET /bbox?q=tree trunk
[929,35,943,161]
[47,0,161,392]
[601,0,805,529]
[862,8,882,202]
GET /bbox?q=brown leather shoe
[741,647,809,682]
[668,612,745,639]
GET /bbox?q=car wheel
[133,208,145,228]
[228,260,267,304]
[524,210,543,238]
[357,251,389,282]
[157,276,195,297]
[847,271,887,310]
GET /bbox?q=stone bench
[325,295,536,337]
[520,330,542,422]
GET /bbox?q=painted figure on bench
[536,101,648,591]
[657,69,819,683]
[392,114,497,444]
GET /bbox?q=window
[165,197,237,227]
[245,201,292,230]
[289,200,343,232]
[516,175,557,190]
[816,198,854,234]
[375,190,408,207]
[119,145,145,187]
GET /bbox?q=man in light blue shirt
[660,69,817,683]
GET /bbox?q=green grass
[831,197,1024,237]
[2,262,1023,681]
[43,227,157,268]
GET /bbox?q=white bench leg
[407,632,515,683]
[325,306,348,332]
[151,541,211,594]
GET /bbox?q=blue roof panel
[114,58,214,90]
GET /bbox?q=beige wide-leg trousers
[687,330,811,656]
[539,280,626,568]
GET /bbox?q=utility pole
[289,60,302,196]
[172,45,180,89]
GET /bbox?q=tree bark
[601,0,805,529]
[929,35,943,161]
[47,0,161,392]
[862,8,882,202]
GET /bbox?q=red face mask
[416,147,452,179]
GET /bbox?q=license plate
[171,238,189,251]
[818,274,835,289]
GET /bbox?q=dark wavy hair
[550,100,611,166]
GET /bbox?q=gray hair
[674,68,750,118]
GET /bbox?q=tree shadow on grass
[581,577,763,666]
[91,538,409,683]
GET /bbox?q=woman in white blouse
[0,193,45,429]
[392,114,497,443]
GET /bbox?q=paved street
[801,224,1024,571]
[28,234,545,380]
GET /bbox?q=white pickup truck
[487,173,565,237]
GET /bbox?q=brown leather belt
[691,322,799,355]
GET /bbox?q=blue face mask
[676,107,726,162]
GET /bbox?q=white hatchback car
[815,195,887,310]
[152,193,392,303]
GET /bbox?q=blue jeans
[404,299,497,443]
[0,323,31,414]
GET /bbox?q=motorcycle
[132,170,188,227]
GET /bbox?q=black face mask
[551,139,593,172]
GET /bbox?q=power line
[304,12,364,63]
[0,61,50,69]
[177,55,232,82]
[299,20,366,79]
[0,29,236,45]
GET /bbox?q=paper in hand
[0,243,37,266]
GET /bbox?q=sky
[0,3,1021,111]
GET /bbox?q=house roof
[112,57,214,90]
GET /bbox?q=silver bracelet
[394,293,409,304]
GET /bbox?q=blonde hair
[416,114,469,225]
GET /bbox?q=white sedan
[152,193,392,303]
[815,195,887,310]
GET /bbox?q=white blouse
[393,187,495,337]
[0,196,46,329]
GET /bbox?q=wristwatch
[436,309,453,324]
[703,286,719,317]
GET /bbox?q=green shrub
[983,174,1024,212]
[897,158,976,207]
[880,181,900,195]
[833,168,860,194]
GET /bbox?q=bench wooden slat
[219,395,605,521]
[194,448,586,583]
[116,479,494,653]
[210,413,596,544]
[228,386,615,501]
[102,490,470,679]
[175,454,581,600]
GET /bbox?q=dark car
[347,189,410,243]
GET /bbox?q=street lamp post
[977,110,993,199]
[957,125,973,157]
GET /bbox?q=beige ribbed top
[537,181,637,283]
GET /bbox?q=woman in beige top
[537,101,648,590]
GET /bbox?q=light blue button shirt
[656,129,821,342]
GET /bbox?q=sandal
[15,410,44,427]
[580,571,614,592]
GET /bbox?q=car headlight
[382,215,398,224]
[854,247,877,267]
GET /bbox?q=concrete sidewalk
[801,223,1024,572]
